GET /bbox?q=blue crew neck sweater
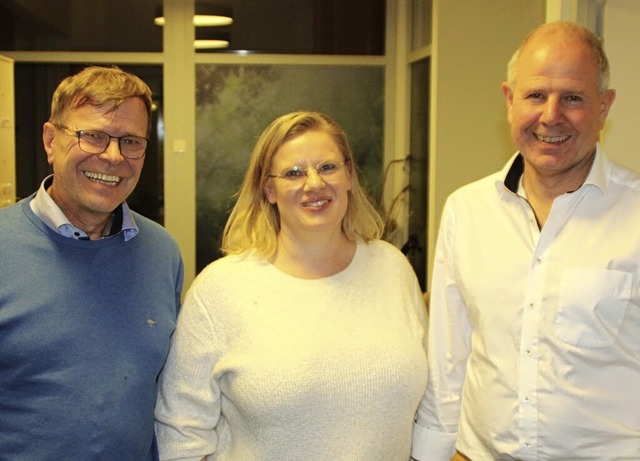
[0,195,184,460]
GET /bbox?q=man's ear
[42,122,57,165]
[600,89,616,118]
[501,82,514,124]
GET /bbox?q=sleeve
[411,197,473,461]
[155,280,223,461]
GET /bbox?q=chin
[85,197,124,214]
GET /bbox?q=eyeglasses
[267,159,347,181]
[54,123,148,159]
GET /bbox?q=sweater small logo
[147,318,156,327]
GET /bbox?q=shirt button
[526,349,532,356]
[523,396,530,403]
[529,303,535,309]
[524,442,531,448]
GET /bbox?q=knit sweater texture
[0,195,184,460]
[155,239,428,461]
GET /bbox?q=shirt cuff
[411,422,458,461]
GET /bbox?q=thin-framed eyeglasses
[267,159,347,181]
[53,123,148,159]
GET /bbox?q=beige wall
[0,54,16,208]
[427,0,545,286]
[601,0,640,173]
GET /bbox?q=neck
[521,152,594,228]
[47,185,114,240]
[271,229,357,279]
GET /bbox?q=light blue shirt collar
[29,174,139,241]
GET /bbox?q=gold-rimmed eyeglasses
[267,159,347,181]
[54,123,148,159]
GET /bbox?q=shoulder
[439,169,506,227]
[0,201,23,225]
[357,240,415,274]
[130,211,181,252]
[360,239,404,258]
[131,210,173,237]
[449,169,502,201]
[182,254,271,321]
[446,155,520,205]
[605,157,640,191]
[0,195,45,235]
[198,253,263,276]
[191,253,268,292]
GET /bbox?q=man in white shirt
[413,21,640,461]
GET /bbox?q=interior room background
[3,0,635,290]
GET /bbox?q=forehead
[516,36,599,90]
[273,129,339,163]
[66,98,148,130]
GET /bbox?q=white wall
[601,0,640,173]
[427,0,545,285]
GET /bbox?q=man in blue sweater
[0,66,184,460]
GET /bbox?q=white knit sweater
[155,240,428,461]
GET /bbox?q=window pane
[0,0,385,55]
[411,0,432,50]
[407,58,429,289]
[0,1,162,52]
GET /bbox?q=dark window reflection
[0,0,385,55]
[0,1,162,52]
[407,58,429,290]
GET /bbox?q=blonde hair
[221,111,384,258]
[49,65,153,134]
[506,21,610,95]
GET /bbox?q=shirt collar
[497,145,607,196]
[583,146,608,192]
[30,174,139,241]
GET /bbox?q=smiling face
[264,129,352,241]
[42,97,148,228]
[502,30,615,185]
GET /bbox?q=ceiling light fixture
[195,39,230,50]
[194,30,231,50]
[154,3,233,27]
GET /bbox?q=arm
[155,284,222,461]
[411,199,473,461]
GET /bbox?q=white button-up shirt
[413,148,640,461]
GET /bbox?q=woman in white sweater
[155,111,429,461]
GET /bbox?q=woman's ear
[264,181,277,204]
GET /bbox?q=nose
[303,167,325,190]
[99,138,125,164]
[540,97,564,124]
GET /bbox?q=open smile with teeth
[535,134,570,143]
[303,199,329,208]
[84,171,121,186]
